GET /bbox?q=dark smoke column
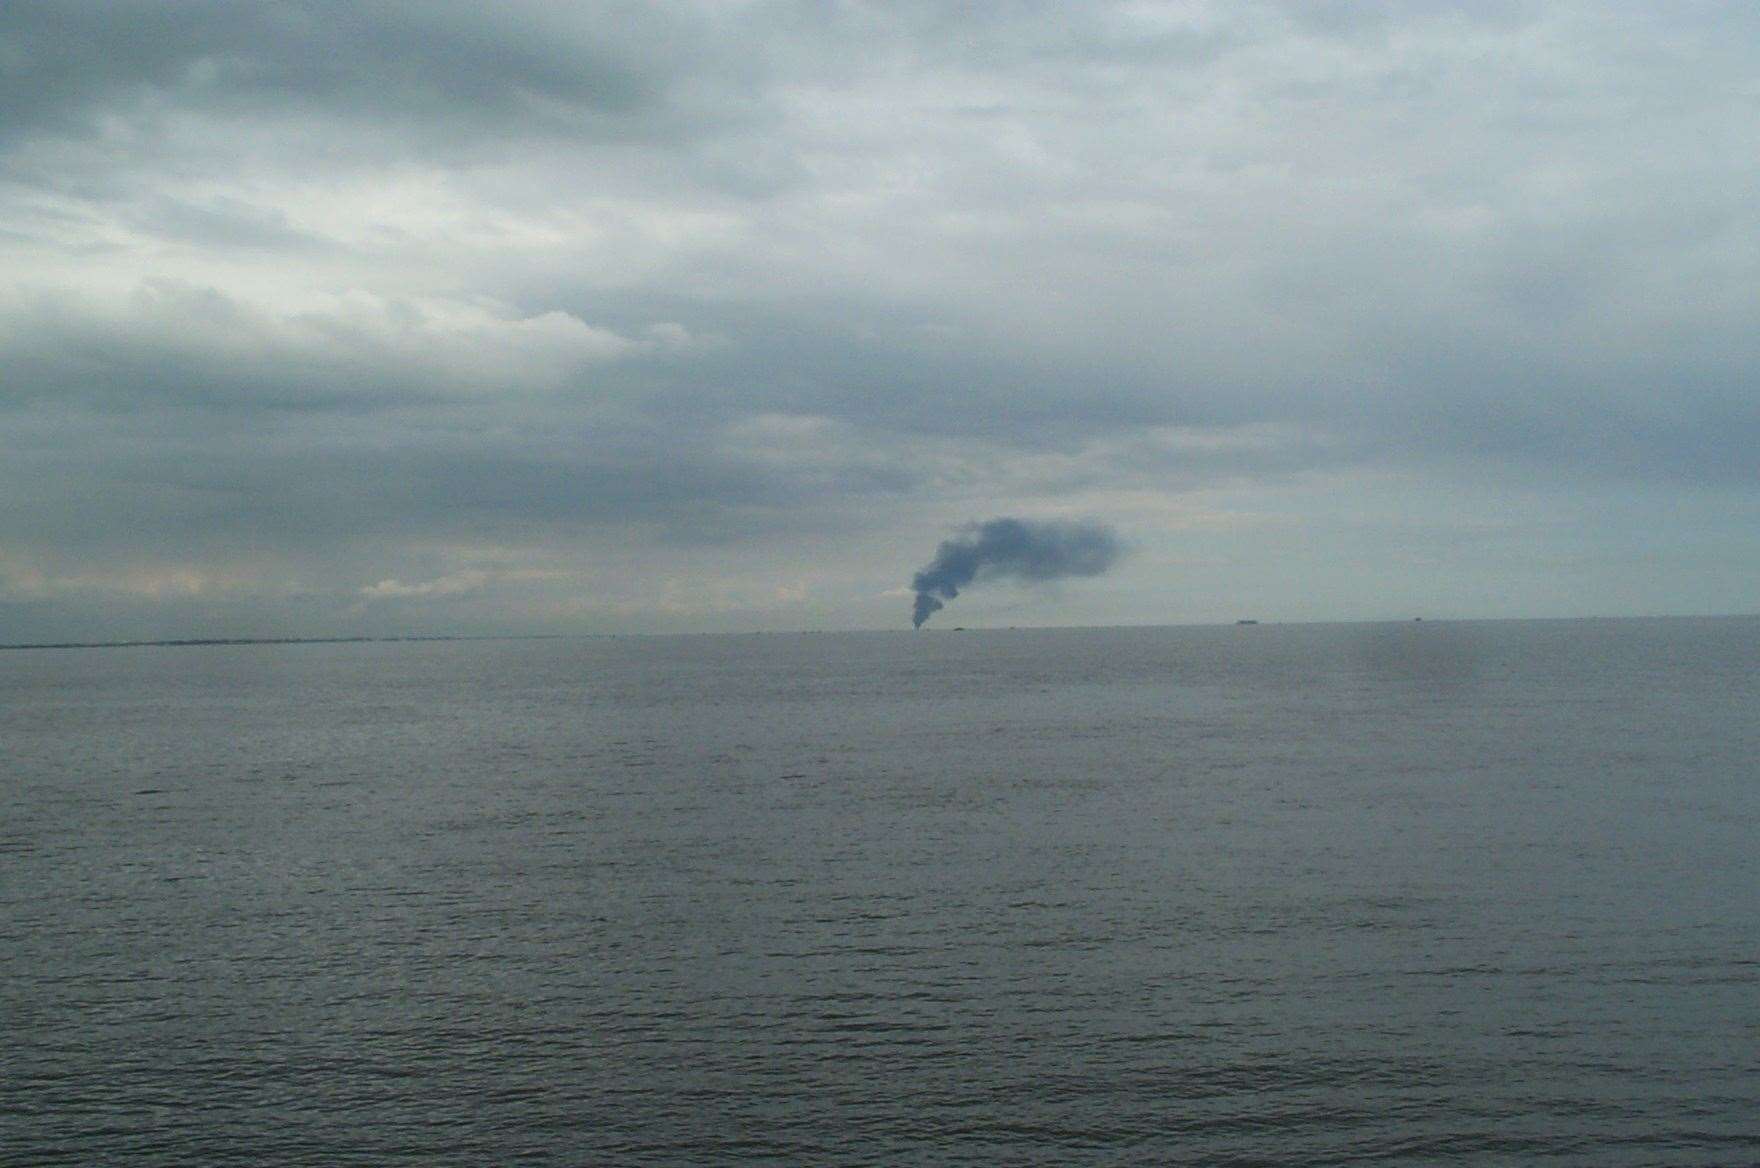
[909,517,1123,627]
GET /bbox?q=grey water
[4,618,1758,1165]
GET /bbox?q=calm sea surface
[4,619,1758,1164]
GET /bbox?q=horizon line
[5,611,1758,652]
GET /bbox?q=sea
[4,617,1758,1165]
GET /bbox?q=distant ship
[1235,619,1259,625]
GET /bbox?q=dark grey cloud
[0,2,698,148]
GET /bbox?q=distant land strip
[0,635,556,651]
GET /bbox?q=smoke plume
[909,517,1123,627]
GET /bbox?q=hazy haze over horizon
[4,2,1758,639]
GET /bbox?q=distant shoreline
[0,634,553,652]
[4,613,1757,652]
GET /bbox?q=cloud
[3,3,1760,636]
[359,571,490,601]
[0,2,717,151]
[0,280,669,414]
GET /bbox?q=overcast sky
[4,1,1758,639]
